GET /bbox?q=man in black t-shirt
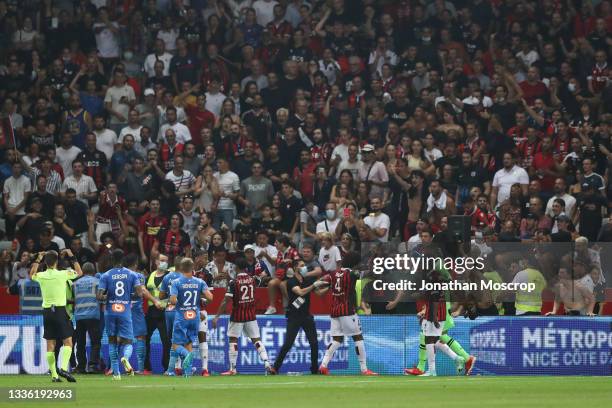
[271,245,326,374]
[577,184,608,242]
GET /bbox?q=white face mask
[299,266,308,277]
[158,261,168,271]
[422,36,431,42]
[568,83,576,92]
[326,209,336,219]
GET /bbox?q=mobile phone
[343,208,351,218]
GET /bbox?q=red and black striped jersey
[155,228,191,262]
[324,268,358,317]
[227,272,256,322]
[423,286,447,323]
[138,212,167,254]
[77,149,107,189]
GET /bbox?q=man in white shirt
[317,232,342,273]
[363,197,391,242]
[165,156,195,197]
[93,115,117,161]
[491,152,529,208]
[330,129,352,171]
[104,70,136,134]
[252,232,278,276]
[56,132,82,178]
[358,144,388,200]
[336,143,362,180]
[214,157,240,231]
[143,39,174,78]
[368,36,398,75]
[93,8,120,59]
[60,159,98,207]
[205,78,227,117]
[253,0,279,27]
[316,202,341,239]
[157,106,191,144]
[545,177,577,218]
[118,109,143,143]
[3,161,31,238]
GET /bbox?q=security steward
[30,249,82,382]
[145,253,170,372]
[270,244,328,374]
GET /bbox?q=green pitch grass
[0,375,610,408]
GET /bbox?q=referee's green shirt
[32,268,78,308]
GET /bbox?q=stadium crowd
[1,0,612,320]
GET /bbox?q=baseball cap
[243,245,256,253]
[361,144,375,152]
[144,88,155,97]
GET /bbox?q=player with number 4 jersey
[316,252,377,376]
[212,257,272,375]
[169,258,213,377]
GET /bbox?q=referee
[270,246,327,374]
[30,249,82,382]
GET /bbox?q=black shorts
[43,307,74,340]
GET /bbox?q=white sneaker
[418,371,436,377]
[112,375,122,381]
[264,306,276,315]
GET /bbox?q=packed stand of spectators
[0,0,611,315]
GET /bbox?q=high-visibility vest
[73,275,100,321]
[515,268,546,313]
[483,270,505,315]
[18,279,43,315]
[146,271,165,307]
[355,278,366,315]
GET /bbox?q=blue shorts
[172,317,198,346]
[165,310,175,337]
[132,309,146,338]
[105,314,133,339]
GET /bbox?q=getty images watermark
[370,253,538,293]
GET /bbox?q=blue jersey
[160,271,182,313]
[99,267,141,316]
[131,272,146,313]
[170,276,208,322]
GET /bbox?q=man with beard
[76,133,108,190]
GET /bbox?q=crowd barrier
[1,315,611,376]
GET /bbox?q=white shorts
[330,315,362,337]
[421,319,444,337]
[199,311,208,333]
[227,320,260,339]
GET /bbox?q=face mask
[495,97,505,103]
[158,261,168,271]
[123,51,134,61]
[568,83,576,92]
[326,209,336,219]
[299,266,308,277]
[422,36,431,42]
